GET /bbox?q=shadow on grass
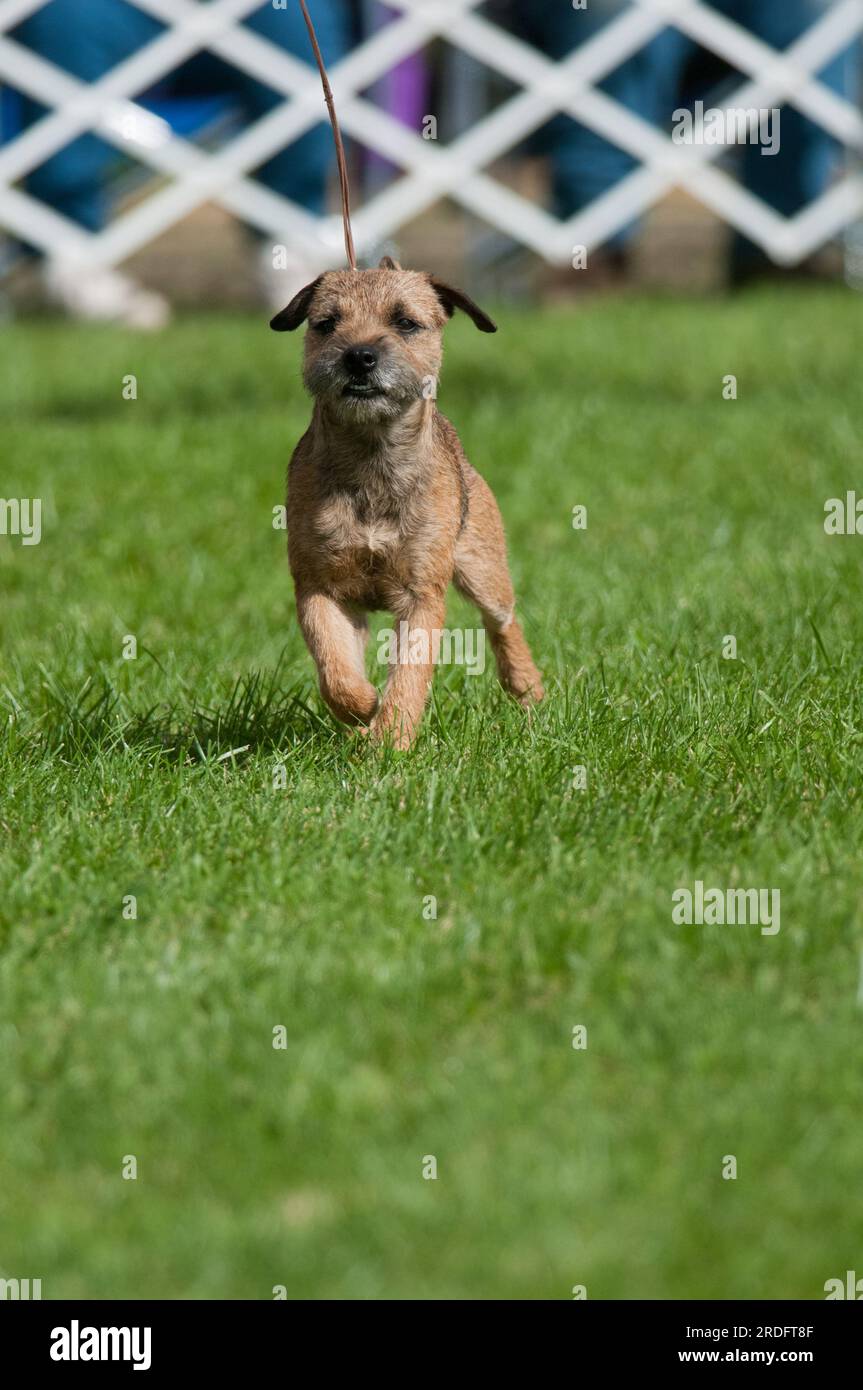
[127,669,331,763]
[11,661,331,764]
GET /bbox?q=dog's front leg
[371,594,447,749]
[296,590,378,727]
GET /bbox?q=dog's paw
[516,680,544,707]
[369,711,416,751]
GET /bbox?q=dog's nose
[343,345,378,377]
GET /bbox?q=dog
[270,257,543,749]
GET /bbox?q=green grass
[2,288,862,1300]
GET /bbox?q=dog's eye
[313,317,337,334]
[395,316,422,334]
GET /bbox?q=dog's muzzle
[341,343,386,399]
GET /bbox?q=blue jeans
[517,0,859,254]
[12,0,351,232]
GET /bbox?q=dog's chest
[312,493,417,605]
[316,494,401,558]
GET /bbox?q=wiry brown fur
[271,260,543,748]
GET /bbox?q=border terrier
[270,258,543,748]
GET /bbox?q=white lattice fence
[0,0,861,271]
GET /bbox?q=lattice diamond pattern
[0,0,860,271]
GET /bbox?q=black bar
[2,1299,860,1374]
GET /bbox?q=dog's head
[270,257,496,423]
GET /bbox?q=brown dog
[271,257,543,748]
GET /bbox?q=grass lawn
[1,287,862,1300]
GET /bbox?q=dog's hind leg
[296,590,378,726]
[453,470,544,706]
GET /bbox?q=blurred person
[511,0,664,288]
[363,1,430,194]
[510,0,859,287]
[10,0,351,326]
[656,0,860,284]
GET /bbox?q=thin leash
[298,0,357,272]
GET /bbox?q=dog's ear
[379,255,402,270]
[269,276,323,331]
[429,277,497,333]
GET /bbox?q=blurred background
[1,0,862,326]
